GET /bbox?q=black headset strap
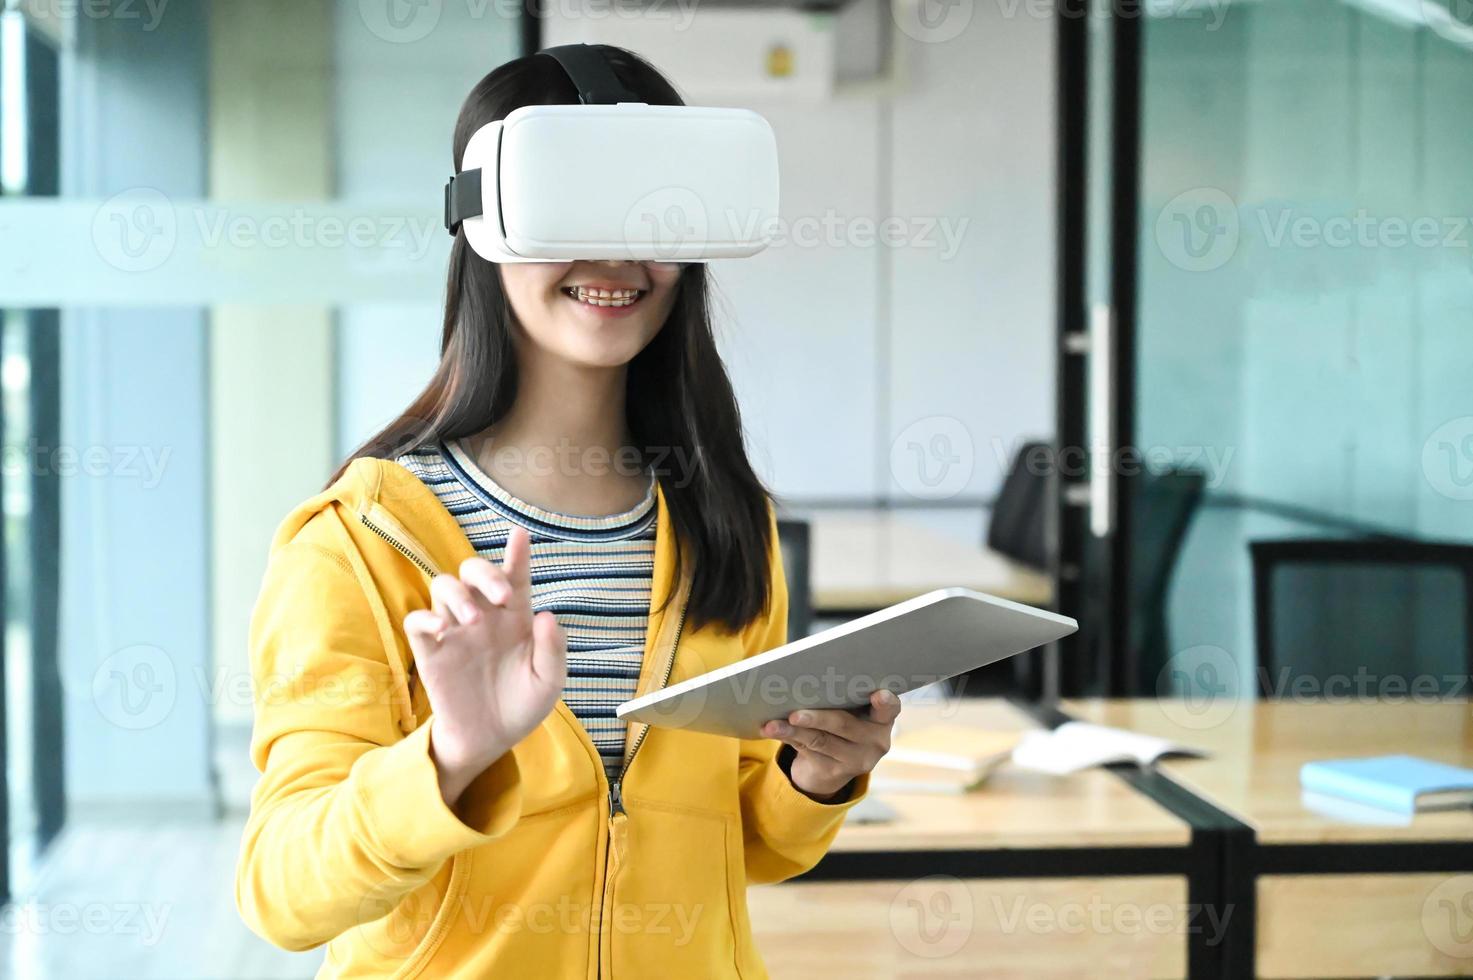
[444,167,483,233]
[540,43,638,105]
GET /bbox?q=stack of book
[1300,755,1473,815]
[870,726,1022,795]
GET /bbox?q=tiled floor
[2,816,322,980]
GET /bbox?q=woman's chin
[558,339,652,371]
[548,317,661,368]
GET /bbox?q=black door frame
[521,2,541,56]
[0,17,68,903]
[1105,0,1143,695]
[1052,0,1090,698]
[26,18,66,864]
[1054,0,1144,698]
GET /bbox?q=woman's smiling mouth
[562,286,645,309]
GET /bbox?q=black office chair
[951,441,1055,697]
[1250,538,1473,698]
[978,447,1205,694]
[986,440,1053,571]
[1126,469,1207,690]
[776,518,813,641]
[1072,468,1205,693]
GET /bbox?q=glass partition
[1137,0,1473,695]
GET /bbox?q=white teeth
[568,286,641,308]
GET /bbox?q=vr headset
[444,44,780,264]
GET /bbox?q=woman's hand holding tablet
[761,689,903,801]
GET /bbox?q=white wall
[885,10,1057,501]
[333,3,1059,508]
[705,98,886,499]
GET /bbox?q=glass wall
[1139,0,1473,695]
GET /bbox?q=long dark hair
[332,46,774,634]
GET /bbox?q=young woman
[236,46,898,979]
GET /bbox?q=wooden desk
[748,699,1199,979]
[830,699,1188,854]
[1062,699,1473,978]
[804,510,1054,614]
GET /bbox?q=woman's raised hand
[403,526,567,808]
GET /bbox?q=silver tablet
[617,588,1078,739]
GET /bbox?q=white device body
[459,103,780,263]
[617,588,1080,740]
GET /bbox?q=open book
[1010,721,1207,776]
[870,726,1022,795]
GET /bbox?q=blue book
[1300,755,1473,815]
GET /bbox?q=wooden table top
[805,510,1055,613]
[832,699,1191,852]
[1062,698,1473,845]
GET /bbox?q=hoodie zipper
[608,601,687,817]
[358,508,438,579]
[596,593,687,979]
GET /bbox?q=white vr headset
[444,44,780,264]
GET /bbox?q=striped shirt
[396,439,655,781]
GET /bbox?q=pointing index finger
[502,525,533,600]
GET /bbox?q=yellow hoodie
[236,457,869,979]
